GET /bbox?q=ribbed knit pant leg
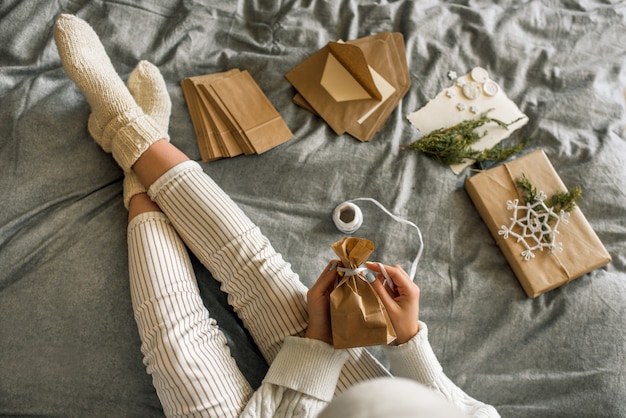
[147,161,391,393]
[128,211,253,418]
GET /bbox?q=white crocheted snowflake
[498,191,570,261]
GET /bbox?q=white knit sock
[121,61,172,209]
[123,173,147,209]
[54,14,168,172]
[126,60,171,129]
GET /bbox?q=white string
[337,266,368,277]
[378,262,396,293]
[332,197,424,280]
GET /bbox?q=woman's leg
[54,13,390,395]
[128,194,252,417]
[122,63,252,417]
[139,155,308,362]
[136,152,391,390]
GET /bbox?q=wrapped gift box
[465,149,611,297]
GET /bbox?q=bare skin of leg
[128,192,162,222]
[132,139,189,189]
[127,139,188,222]
[128,140,189,222]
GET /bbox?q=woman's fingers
[365,262,421,344]
[311,259,341,293]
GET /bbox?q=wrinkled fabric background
[1,0,625,416]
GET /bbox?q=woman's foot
[54,14,167,171]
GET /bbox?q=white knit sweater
[240,322,499,417]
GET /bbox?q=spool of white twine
[332,201,363,234]
[331,197,424,280]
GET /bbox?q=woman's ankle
[132,139,190,189]
[128,193,162,222]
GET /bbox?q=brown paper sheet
[465,149,611,297]
[329,237,396,348]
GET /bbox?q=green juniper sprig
[515,173,582,243]
[515,173,582,213]
[402,110,527,166]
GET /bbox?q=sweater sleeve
[263,336,350,401]
[384,321,501,418]
[240,336,350,418]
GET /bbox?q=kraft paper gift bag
[197,83,245,158]
[182,69,293,160]
[330,237,396,349]
[465,149,611,298]
[181,69,243,160]
[207,70,294,155]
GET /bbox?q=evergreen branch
[402,110,527,166]
[515,173,582,213]
[545,186,583,213]
[515,174,540,205]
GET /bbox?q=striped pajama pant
[127,161,389,417]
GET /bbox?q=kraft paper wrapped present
[465,149,611,298]
[330,237,396,348]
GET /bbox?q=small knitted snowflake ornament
[499,192,570,261]
[499,174,581,261]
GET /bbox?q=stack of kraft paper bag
[286,32,410,142]
[181,69,293,161]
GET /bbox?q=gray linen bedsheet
[1,1,625,416]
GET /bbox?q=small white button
[470,67,489,83]
[483,81,500,96]
[456,102,466,111]
[447,70,458,80]
[455,76,467,88]
[462,82,481,100]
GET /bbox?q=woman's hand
[366,262,420,344]
[305,260,341,345]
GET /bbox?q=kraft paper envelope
[286,40,390,136]
[289,32,410,142]
[346,32,409,141]
[321,42,382,102]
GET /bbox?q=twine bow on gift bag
[330,237,397,349]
